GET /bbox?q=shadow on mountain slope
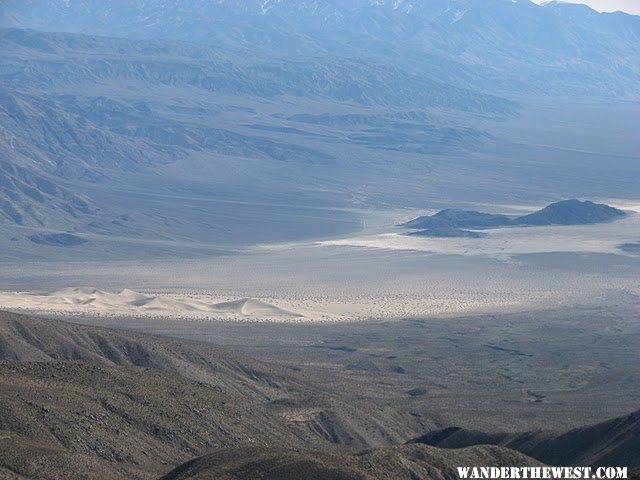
[411,410,640,467]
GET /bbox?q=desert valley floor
[1,202,639,479]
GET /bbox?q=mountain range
[3,0,639,98]
[1,1,639,257]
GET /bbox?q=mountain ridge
[1,1,638,257]
[3,0,639,98]
[157,445,544,480]
[0,310,424,479]
[411,409,640,467]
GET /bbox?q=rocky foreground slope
[158,445,542,480]
[412,410,640,468]
[1,311,638,480]
[0,311,501,480]
[0,311,399,479]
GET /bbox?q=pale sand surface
[0,251,637,322]
[0,288,530,322]
[0,288,316,322]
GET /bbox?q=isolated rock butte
[403,200,626,232]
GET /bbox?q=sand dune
[1,288,305,321]
[210,298,302,317]
[51,287,152,308]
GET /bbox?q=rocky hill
[412,410,640,467]
[158,444,542,480]
[0,311,438,479]
[402,200,627,237]
[516,200,627,226]
[2,310,639,479]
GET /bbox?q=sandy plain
[1,200,638,323]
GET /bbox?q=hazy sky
[532,0,640,15]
